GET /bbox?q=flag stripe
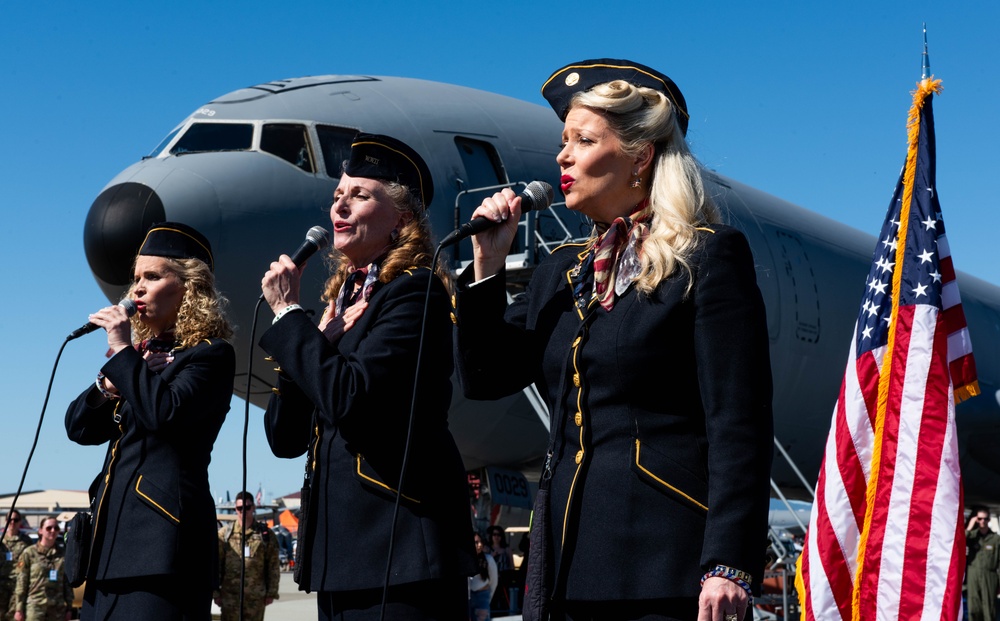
[858,306,913,620]
[938,254,956,285]
[835,374,870,531]
[896,308,950,620]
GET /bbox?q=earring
[630,173,642,189]
[390,229,399,242]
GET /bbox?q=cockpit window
[261,123,314,173]
[316,125,358,177]
[170,123,253,155]
[147,127,181,158]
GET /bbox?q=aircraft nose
[84,182,166,287]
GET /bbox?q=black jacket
[65,338,234,588]
[455,225,773,601]
[261,267,476,593]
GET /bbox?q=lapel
[336,280,388,353]
[158,341,200,382]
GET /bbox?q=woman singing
[260,133,476,620]
[66,222,235,620]
[454,59,774,621]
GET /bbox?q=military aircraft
[81,73,1000,504]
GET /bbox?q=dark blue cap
[541,58,689,136]
[138,221,214,272]
[345,133,434,208]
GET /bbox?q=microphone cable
[1,339,69,542]
[236,227,327,621]
[379,242,446,621]
[378,182,551,619]
[237,294,267,621]
[236,229,445,621]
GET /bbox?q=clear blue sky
[1,1,996,503]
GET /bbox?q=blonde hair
[322,181,449,302]
[572,80,720,295]
[129,257,234,349]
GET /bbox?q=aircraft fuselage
[82,74,1000,503]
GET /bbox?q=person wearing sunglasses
[213,492,280,621]
[2,510,34,620]
[12,517,72,621]
[966,506,1000,621]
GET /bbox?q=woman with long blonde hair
[454,59,774,621]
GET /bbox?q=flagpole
[922,24,930,80]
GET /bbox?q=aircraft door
[452,137,508,262]
[732,220,781,342]
[704,174,781,341]
[775,230,821,344]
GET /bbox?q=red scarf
[592,202,650,311]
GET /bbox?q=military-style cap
[345,133,434,208]
[541,58,689,136]
[138,221,214,272]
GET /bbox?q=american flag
[795,78,979,621]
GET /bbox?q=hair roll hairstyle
[129,257,234,349]
[572,80,720,295]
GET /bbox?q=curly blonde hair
[572,80,720,295]
[128,257,234,349]
[322,181,449,303]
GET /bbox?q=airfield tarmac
[238,572,523,621]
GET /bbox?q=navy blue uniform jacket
[65,339,234,589]
[260,268,477,593]
[454,225,773,601]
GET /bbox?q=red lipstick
[560,175,574,193]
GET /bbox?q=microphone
[289,226,331,266]
[67,299,139,341]
[438,181,554,248]
[258,226,331,303]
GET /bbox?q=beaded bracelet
[272,304,303,325]
[701,564,753,604]
[95,372,118,400]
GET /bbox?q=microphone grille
[523,181,554,213]
[118,298,138,317]
[306,226,331,249]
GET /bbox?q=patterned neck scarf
[334,261,381,317]
[138,330,177,354]
[590,201,650,311]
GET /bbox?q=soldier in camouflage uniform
[2,510,34,621]
[12,518,71,621]
[213,492,279,621]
